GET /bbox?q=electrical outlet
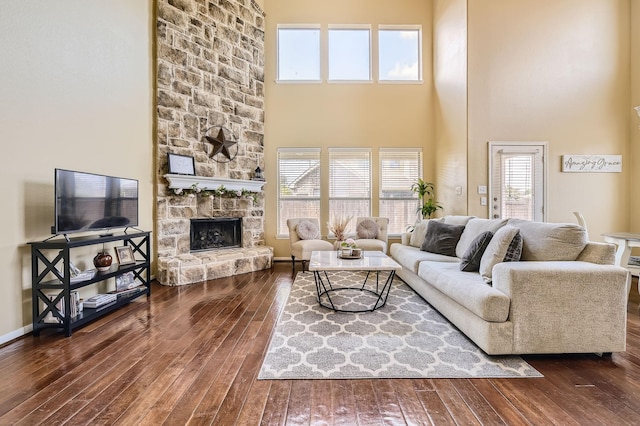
[478,185,487,195]
[480,196,487,206]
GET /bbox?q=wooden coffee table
[309,250,401,312]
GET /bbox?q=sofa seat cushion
[389,243,459,274]
[417,261,511,322]
[507,219,587,261]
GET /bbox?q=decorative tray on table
[338,250,362,259]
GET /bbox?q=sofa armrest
[492,261,629,353]
[576,241,616,265]
[401,232,412,246]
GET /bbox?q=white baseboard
[0,324,32,346]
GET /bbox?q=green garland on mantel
[172,183,259,203]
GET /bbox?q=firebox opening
[190,218,242,252]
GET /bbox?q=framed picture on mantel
[167,153,195,175]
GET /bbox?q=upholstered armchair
[353,217,389,253]
[286,218,334,271]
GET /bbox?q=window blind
[329,148,371,233]
[379,148,423,234]
[277,148,322,236]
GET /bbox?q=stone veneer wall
[156,0,272,286]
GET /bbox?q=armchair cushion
[296,220,320,240]
[357,219,379,239]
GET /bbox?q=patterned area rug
[258,271,542,379]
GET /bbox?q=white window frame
[488,141,547,222]
[276,24,322,84]
[379,148,423,235]
[378,25,423,84]
[277,147,322,237]
[327,24,372,83]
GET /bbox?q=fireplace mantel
[164,174,266,193]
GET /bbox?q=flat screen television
[54,169,139,235]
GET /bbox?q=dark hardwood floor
[1,263,640,425]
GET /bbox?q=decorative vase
[93,252,113,272]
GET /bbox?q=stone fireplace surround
[155,0,272,286]
[155,173,273,286]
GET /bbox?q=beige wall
[0,0,154,340]
[433,0,468,215]
[632,1,640,232]
[263,0,434,258]
[466,0,630,241]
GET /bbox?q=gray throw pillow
[460,231,494,272]
[420,221,465,257]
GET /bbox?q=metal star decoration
[204,128,237,161]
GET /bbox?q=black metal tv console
[29,231,151,337]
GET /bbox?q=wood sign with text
[561,155,622,172]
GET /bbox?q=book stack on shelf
[70,290,81,317]
[110,286,146,299]
[44,290,82,323]
[83,294,117,310]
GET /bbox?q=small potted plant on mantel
[411,178,443,219]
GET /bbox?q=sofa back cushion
[455,218,508,258]
[507,219,587,261]
[443,215,475,226]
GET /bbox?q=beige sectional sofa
[389,215,630,355]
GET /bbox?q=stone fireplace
[155,0,272,286]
